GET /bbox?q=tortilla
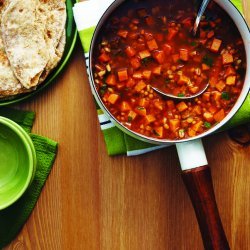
[1,0,50,89]
[0,1,31,97]
[39,0,67,82]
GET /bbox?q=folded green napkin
[0,108,58,249]
[73,0,250,156]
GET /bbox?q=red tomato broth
[92,0,246,140]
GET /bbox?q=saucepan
[88,0,250,248]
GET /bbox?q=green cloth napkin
[0,108,58,249]
[73,0,250,156]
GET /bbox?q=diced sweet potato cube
[212,91,222,101]
[179,49,189,61]
[215,80,226,92]
[128,111,137,121]
[209,106,218,114]
[153,50,165,64]
[106,74,117,86]
[135,106,147,116]
[188,128,196,137]
[214,109,225,122]
[210,38,222,53]
[152,65,162,75]
[222,53,233,65]
[153,127,164,138]
[139,98,149,107]
[207,30,214,39]
[226,75,236,85]
[202,92,210,102]
[98,53,110,62]
[176,101,188,112]
[169,119,180,132]
[147,39,158,51]
[142,70,152,79]
[145,114,156,124]
[191,121,203,132]
[133,71,143,79]
[107,94,119,104]
[125,46,136,57]
[166,100,175,109]
[172,54,180,63]
[167,28,178,41]
[130,57,141,69]
[193,105,202,115]
[117,29,128,38]
[139,50,151,59]
[154,100,164,110]
[225,66,236,77]
[134,80,146,92]
[209,76,217,87]
[163,43,172,55]
[203,112,214,122]
[189,86,199,94]
[117,68,128,82]
[126,77,136,87]
[178,75,190,85]
[121,101,131,111]
[202,63,210,71]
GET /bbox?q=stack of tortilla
[0,0,66,98]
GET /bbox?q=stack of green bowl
[0,117,36,210]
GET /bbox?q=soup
[92,0,246,140]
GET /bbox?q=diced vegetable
[167,28,178,41]
[179,49,189,61]
[163,44,172,55]
[176,102,188,112]
[134,80,147,92]
[214,109,225,122]
[139,50,151,59]
[169,119,180,132]
[203,112,214,122]
[142,70,152,79]
[215,80,226,92]
[152,50,165,64]
[106,74,117,86]
[125,46,136,57]
[117,29,128,38]
[226,76,236,85]
[210,38,222,53]
[222,53,233,65]
[178,75,190,85]
[98,53,110,62]
[145,114,156,124]
[147,39,158,51]
[128,111,137,121]
[117,68,128,82]
[152,65,162,75]
[107,94,119,104]
[153,127,164,138]
[130,57,141,69]
[121,101,132,111]
[135,106,147,116]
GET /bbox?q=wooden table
[5,1,250,249]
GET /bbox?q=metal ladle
[152,0,211,100]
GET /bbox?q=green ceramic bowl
[0,117,36,210]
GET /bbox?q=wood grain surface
[4,1,250,249]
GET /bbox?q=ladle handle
[182,165,230,250]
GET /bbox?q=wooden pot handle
[182,165,230,250]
